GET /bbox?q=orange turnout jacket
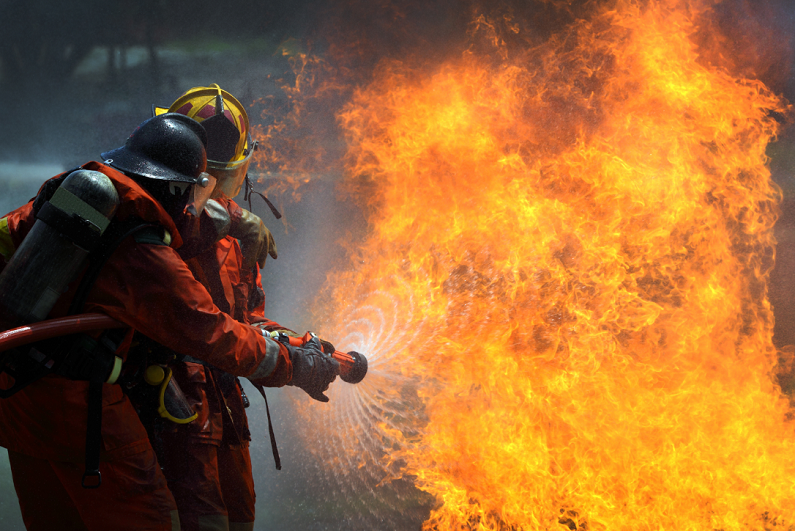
[0,162,292,463]
[154,198,284,529]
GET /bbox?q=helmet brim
[101,146,201,184]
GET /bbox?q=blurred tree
[0,0,319,88]
[0,0,168,88]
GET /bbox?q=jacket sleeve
[0,202,36,275]
[243,265,267,323]
[83,238,293,386]
[1,201,36,247]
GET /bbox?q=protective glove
[296,331,336,356]
[176,199,232,259]
[286,342,339,402]
[318,339,336,356]
[229,208,278,270]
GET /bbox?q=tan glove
[229,209,278,269]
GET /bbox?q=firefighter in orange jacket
[135,85,294,531]
[0,113,338,531]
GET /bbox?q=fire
[270,0,795,528]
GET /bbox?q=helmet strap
[244,175,282,220]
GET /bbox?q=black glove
[286,343,339,402]
[319,339,336,355]
[298,332,336,356]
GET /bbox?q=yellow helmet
[154,84,256,198]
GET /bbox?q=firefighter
[0,113,338,531]
[138,85,294,531]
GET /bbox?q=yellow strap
[156,368,198,424]
[0,217,15,262]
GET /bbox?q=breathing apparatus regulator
[116,333,201,427]
[143,364,198,424]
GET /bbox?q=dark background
[1,0,795,529]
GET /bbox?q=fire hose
[0,314,369,472]
[250,330,368,470]
[0,314,196,425]
[0,314,125,353]
[0,313,368,385]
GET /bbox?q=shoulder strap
[82,376,103,488]
[253,383,281,470]
[68,218,165,316]
[65,217,167,488]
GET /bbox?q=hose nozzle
[274,331,369,385]
[330,350,368,384]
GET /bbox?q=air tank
[0,170,120,326]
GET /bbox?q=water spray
[251,330,369,472]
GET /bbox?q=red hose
[0,313,125,353]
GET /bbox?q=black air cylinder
[0,170,119,326]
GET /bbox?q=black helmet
[101,113,208,183]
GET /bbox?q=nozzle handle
[282,334,368,384]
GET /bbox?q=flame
[271,0,795,528]
[251,46,351,198]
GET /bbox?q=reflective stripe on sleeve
[248,336,281,380]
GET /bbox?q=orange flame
[277,0,795,528]
[251,46,350,198]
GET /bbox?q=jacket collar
[82,161,184,249]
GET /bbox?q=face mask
[184,172,217,217]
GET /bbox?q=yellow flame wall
[297,1,795,529]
